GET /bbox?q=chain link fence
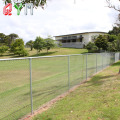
[0,52,119,120]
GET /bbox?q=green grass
[0,48,88,59]
[0,53,115,120]
[33,61,120,120]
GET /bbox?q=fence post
[86,54,87,80]
[96,53,97,73]
[68,55,70,90]
[102,53,103,70]
[29,58,33,114]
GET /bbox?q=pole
[68,56,70,90]
[86,54,87,80]
[96,53,97,73]
[102,53,103,70]
[29,58,33,114]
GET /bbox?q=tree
[95,35,108,51]
[0,45,9,55]
[44,38,55,53]
[116,33,120,51]
[107,41,117,52]
[33,36,45,53]
[26,40,34,51]
[0,33,6,46]
[107,34,117,42]
[11,39,28,56]
[8,33,19,47]
[85,42,98,52]
[5,0,47,9]
[108,27,120,36]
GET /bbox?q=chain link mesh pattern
[0,53,119,119]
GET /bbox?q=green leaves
[0,46,8,55]
[10,39,29,56]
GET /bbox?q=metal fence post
[96,53,97,73]
[29,58,33,114]
[86,54,87,80]
[102,53,103,70]
[68,56,70,90]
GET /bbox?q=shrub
[0,45,9,55]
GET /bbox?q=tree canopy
[5,0,47,8]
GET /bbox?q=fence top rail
[0,54,83,61]
[0,52,118,61]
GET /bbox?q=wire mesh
[0,59,30,120]
[0,52,119,119]
[32,56,68,111]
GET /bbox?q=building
[55,32,107,48]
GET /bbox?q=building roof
[54,31,107,37]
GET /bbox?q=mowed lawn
[0,48,88,59]
[0,53,115,120]
[33,61,120,120]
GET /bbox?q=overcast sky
[0,0,119,42]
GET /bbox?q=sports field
[0,53,115,120]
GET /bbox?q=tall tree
[10,39,28,56]
[0,33,6,46]
[95,35,108,51]
[33,36,45,53]
[108,27,120,35]
[44,38,55,53]
[26,40,34,51]
[8,33,19,47]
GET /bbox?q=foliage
[0,33,19,47]
[0,45,9,55]
[107,34,117,42]
[58,42,62,47]
[116,33,120,51]
[95,35,108,51]
[11,39,28,56]
[0,33,6,46]
[33,36,45,53]
[5,0,46,9]
[107,41,117,52]
[8,33,19,47]
[108,26,120,35]
[85,42,98,52]
[44,38,55,53]
[26,40,34,51]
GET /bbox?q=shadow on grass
[30,51,58,57]
[87,74,115,86]
[112,61,120,66]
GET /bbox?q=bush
[11,39,29,56]
[0,45,9,55]
[85,42,98,52]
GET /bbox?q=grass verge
[33,61,120,120]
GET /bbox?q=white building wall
[55,32,107,48]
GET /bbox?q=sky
[0,0,119,43]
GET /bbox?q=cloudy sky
[0,0,119,43]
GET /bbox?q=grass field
[33,61,120,120]
[0,53,115,120]
[0,48,88,59]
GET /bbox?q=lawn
[0,48,88,59]
[0,53,115,120]
[33,61,120,120]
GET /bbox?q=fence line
[0,52,120,120]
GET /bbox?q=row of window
[61,39,83,43]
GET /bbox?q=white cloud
[0,0,119,42]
